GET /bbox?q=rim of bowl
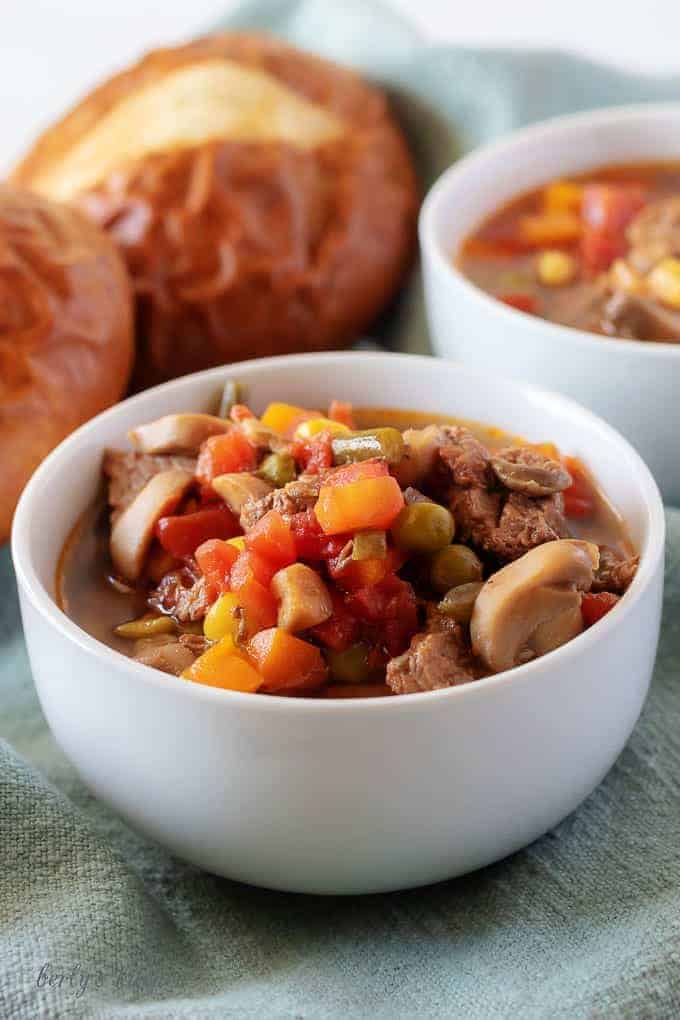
[419,101,680,357]
[11,351,666,715]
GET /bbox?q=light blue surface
[2,3,680,1016]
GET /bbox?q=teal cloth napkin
[3,3,680,1017]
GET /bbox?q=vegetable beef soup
[58,387,638,697]
[459,162,680,341]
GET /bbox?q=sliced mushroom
[393,426,442,487]
[470,539,599,673]
[211,473,273,515]
[110,468,193,581]
[271,563,333,632]
[491,447,572,497]
[129,414,230,454]
[132,635,197,676]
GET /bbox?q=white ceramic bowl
[12,353,664,895]
[420,103,680,505]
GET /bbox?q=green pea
[391,501,455,555]
[332,428,404,466]
[327,643,371,684]
[352,531,388,561]
[114,614,176,640]
[258,452,297,488]
[438,582,484,625]
[430,544,483,594]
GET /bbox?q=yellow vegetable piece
[294,417,351,440]
[647,257,680,309]
[260,402,313,434]
[543,180,582,214]
[182,637,263,692]
[114,614,176,639]
[226,536,246,552]
[536,249,577,287]
[519,212,581,247]
[203,592,241,641]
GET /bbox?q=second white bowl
[420,103,680,505]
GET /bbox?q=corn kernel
[203,592,241,641]
[294,417,351,440]
[226,536,246,552]
[647,257,680,309]
[536,249,577,287]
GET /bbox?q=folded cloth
[3,3,680,1017]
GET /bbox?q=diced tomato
[325,459,389,487]
[230,550,278,590]
[234,578,278,637]
[580,184,647,274]
[347,575,418,656]
[581,184,647,235]
[156,507,240,558]
[500,293,538,314]
[248,628,327,692]
[310,593,359,651]
[229,403,255,423]
[328,400,355,429]
[562,456,596,519]
[287,509,346,562]
[314,475,404,535]
[195,539,239,601]
[196,431,257,486]
[582,591,620,627]
[291,432,334,474]
[245,510,297,568]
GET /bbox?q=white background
[2,0,680,172]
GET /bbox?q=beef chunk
[601,290,680,342]
[104,450,196,523]
[386,619,484,695]
[438,426,493,488]
[239,474,322,530]
[150,569,209,623]
[592,545,639,594]
[452,488,569,562]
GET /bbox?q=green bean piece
[217,379,242,419]
[430,544,483,594]
[391,501,455,555]
[438,582,484,625]
[114,614,176,640]
[331,428,404,466]
[258,451,297,488]
[327,643,372,684]
[352,530,388,561]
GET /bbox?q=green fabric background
[3,2,680,1017]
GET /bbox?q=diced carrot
[543,181,583,214]
[325,459,389,488]
[245,510,297,568]
[562,456,596,519]
[233,578,278,638]
[195,539,239,601]
[248,628,327,692]
[499,293,537,314]
[156,507,240,558]
[328,547,405,591]
[582,591,620,627]
[183,637,263,692]
[314,475,404,535]
[230,550,278,590]
[196,431,257,486]
[518,211,582,247]
[328,400,355,429]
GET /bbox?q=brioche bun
[0,186,133,542]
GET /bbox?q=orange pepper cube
[245,510,297,567]
[314,475,404,535]
[182,638,263,692]
[248,628,327,692]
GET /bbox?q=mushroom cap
[110,468,193,581]
[129,414,230,454]
[470,539,600,673]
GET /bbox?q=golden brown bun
[0,186,134,543]
[12,33,418,389]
